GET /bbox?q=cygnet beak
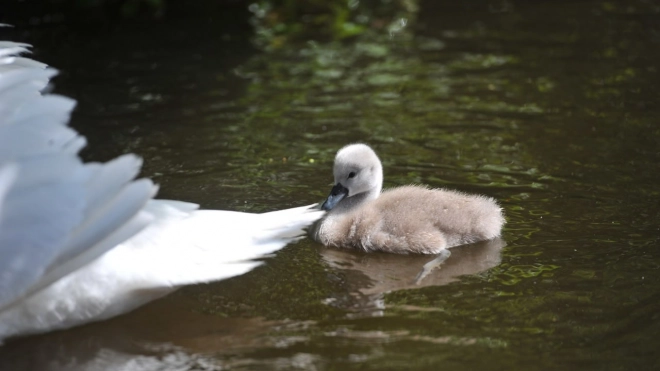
[321,183,349,211]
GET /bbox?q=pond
[0,0,658,370]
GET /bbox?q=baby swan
[312,144,505,254]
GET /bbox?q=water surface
[0,0,659,370]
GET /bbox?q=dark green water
[1,0,659,370]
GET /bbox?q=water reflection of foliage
[235,33,535,146]
[248,0,418,49]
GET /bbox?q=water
[1,0,659,369]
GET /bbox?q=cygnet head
[322,144,383,211]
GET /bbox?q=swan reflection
[319,238,506,316]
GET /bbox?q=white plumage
[0,41,323,342]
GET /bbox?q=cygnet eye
[348,171,356,179]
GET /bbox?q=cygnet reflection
[319,238,506,317]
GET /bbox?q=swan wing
[0,42,157,311]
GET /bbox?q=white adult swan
[0,40,323,342]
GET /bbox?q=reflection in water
[320,239,505,316]
[0,294,299,371]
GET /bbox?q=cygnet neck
[332,185,381,214]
